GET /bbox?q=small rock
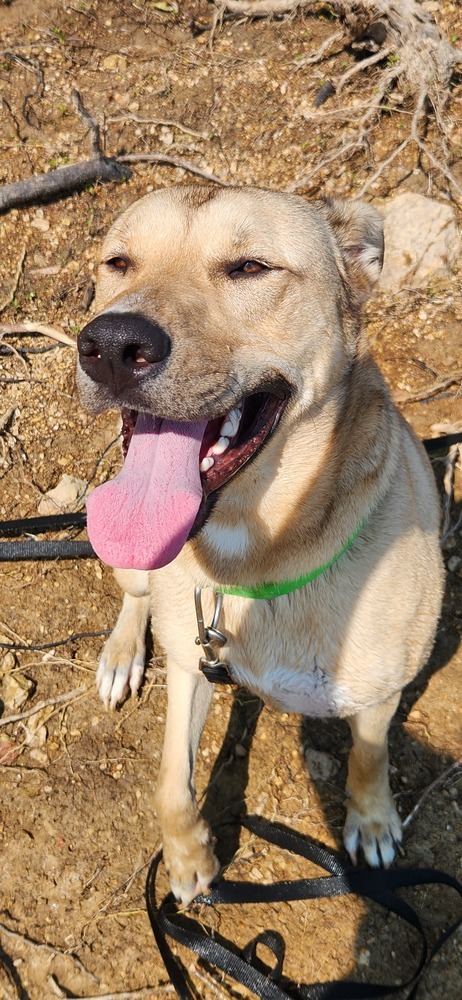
[23,708,50,746]
[254,792,269,814]
[0,650,18,676]
[2,673,33,711]
[38,473,86,514]
[159,128,174,147]
[250,866,263,879]
[378,194,459,292]
[234,743,247,757]
[30,217,50,232]
[29,748,49,765]
[102,53,127,72]
[447,555,461,573]
[304,748,340,782]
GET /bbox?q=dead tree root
[215,0,462,198]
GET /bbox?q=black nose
[78,312,171,390]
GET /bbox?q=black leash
[0,511,95,560]
[146,815,462,1000]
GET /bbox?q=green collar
[216,518,366,600]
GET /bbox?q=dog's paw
[343,800,402,868]
[96,631,146,709]
[162,818,220,906]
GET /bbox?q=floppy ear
[316,197,384,305]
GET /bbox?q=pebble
[0,651,18,676]
[304,748,340,782]
[30,217,50,232]
[29,749,49,765]
[2,673,33,711]
[38,473,87,515]
[103,54,127,72]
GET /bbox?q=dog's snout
[78,312,171,390]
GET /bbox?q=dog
[77,185,443,905]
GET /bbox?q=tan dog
[77,185,443,905]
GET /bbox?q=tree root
[216,0,462,198]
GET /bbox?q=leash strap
[145,815,462,1000]
[0,511,96,561]
[0,512,87,537]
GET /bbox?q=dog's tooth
[212,436,230,456]
[200,456,215,472]
[220,419,234,438]
[219,407,242,440]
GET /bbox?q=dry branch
[403,758,462,829]
[0,153,228,214]
[106,114,207,139]
[0,685,88,728]
[0,157,131,214]
[59,986,175,999]
[71,87,103,156]
[0,322,77,347]
[393,370,462,404]
[118,153,229,186]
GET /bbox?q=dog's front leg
[343,692,402,868]
[155,661,219,905]
[96,568,150,709]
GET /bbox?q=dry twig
[0,321,77,347]
[106,114,207,139]
[403,759,462,830]
[295,29,345,68]
[52,985,175,999]
[71,87,103,155]
[118,153,229,186]
[393,370,462,404]
[0,685,88,728]
[0,247,26,314]
[0,922,99,982]
[335,45,392,94]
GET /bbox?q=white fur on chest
[228,655,354,717]
[219,596,356,718]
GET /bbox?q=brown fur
[77,186,443,904]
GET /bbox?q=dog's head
[77,185,383,571]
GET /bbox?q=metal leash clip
[194,587,233,684]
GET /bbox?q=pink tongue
[86,412,207,570]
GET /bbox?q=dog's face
[77,186,383,571]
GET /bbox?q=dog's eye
[105,256,130,274]
[228,260,269,279]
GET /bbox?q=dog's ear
[316,198,384,304]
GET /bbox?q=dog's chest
[221,598,354,717]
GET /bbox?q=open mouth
[121,388,289,497]
[87,386,289,571]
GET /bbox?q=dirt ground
[0,1,461,998]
